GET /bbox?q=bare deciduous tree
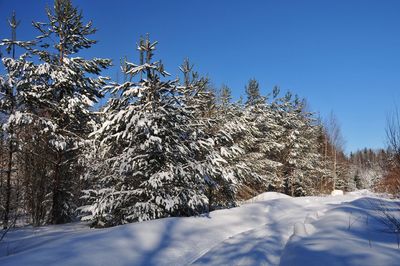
[383,106,400,194]
[325,111,346,190]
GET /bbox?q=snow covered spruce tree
[240,80,284,195]
[81,36,209,226]
[178,59,224,208]
[2,0,111,225]
[207,84,261,203]
[179,62,252,209]
[272,93,327,196]
[237,82,329,197]
[34,0,110,224]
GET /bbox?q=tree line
[0,0,391,228]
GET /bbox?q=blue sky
[1,0,400,153]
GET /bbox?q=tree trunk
[333,149,337,190]
[51,155,62,224]
[3,141,13,229]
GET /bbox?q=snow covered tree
[196,82,252,208]
[0,0,111,225]
[349,148,386,190]
[219,84,232,107]
[271,93,328,196]
[238,84,284,195]
[81,36,208,226]
[28,0,111,224]
[180,72,255,208]
[178,59,223,207]
[245,78,264,106]
[0,12,33,228]
[210,99,255,204]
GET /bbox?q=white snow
[1,191,399,266]
[245,191,291,203]
[331,189,344,196]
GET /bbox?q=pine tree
[245,78,264,106]
[37,0,110,224]
[81,36,208,226]
[178,59,226,208]
[239,85,284,195]
[181,74,254,208]
[272,93,327,196]
[219,84,232,107]
[204,83,252,207]
[1,0,111,224]
[210,99,254,204]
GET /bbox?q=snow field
[1,191,399,266]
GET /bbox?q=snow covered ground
[1,190,399,266]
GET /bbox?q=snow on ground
[1,190,399,266]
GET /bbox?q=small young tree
[245,78,264,106]
[219,84,232,107]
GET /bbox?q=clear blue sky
[1,0,400,153]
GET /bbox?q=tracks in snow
[190,199,329,266]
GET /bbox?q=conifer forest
[0,1,400,265]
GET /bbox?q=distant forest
[0,0,398,229]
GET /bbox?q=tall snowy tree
[182,72,252,208]
[0,12,34,228]
[210,99,255,204]
[178,59,225,208]
[272,93,327,196]
[31,0,110,224]
[81,36,208,226]
[0,0,111,225]
[240,84,284,195]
